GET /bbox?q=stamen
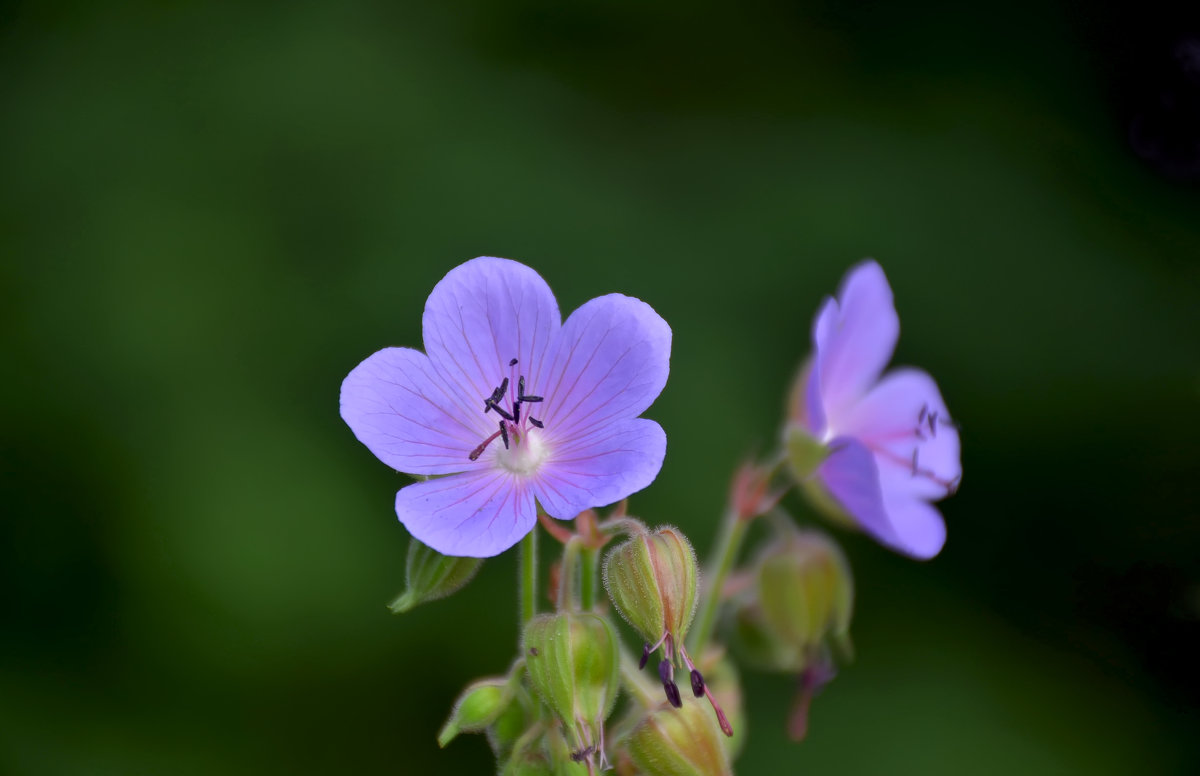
[659,658,683,708]
[639,642,650,670]
[518,375,543,403]
[513,402,521,425]
[529,417,544,429]
[499,421,509,450]
[468,428,503,461]
[917,403,928,425]
[485,400,514,422]
[927,410,938,437]
[911,448,919,477]
[509,358,518,366]
[690,669,705,698]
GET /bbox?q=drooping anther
[485,400,515,421]
[518,376,543,403]
[529,417,544,429]
[513,402,521,424]
[639,642,651,670]
[917,403,928,425]
[659,659,683,708]
[509,358,518,366]
[690,669,705,698]
[927,410,938,437]
[498,421,510,450]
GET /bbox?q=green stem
[687,508,749,658]
[580,546,598,611]
[559,537,582,611]
[520,528,538,625]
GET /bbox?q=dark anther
[499,421,510,450]
[639,643,650,670]
[529,417,544,429]
[485,401,514,422]
[658,659,672,685]
[513,402,521,424]
[911,448,919,477]
[690,669,705,698]
[509,358,518,366]
[570,746,594,763]
[517,376,543,403]
[664,681,683,708]
[917,404,928,425]
[927,411,938,437]
[914,426,926,440]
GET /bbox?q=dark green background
[3,1,1198,773]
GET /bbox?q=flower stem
[580,546,598,611]
[687,507,748,658]
[558,537,582,611]
[520,527,538,625]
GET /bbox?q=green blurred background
[3,0,1198,773]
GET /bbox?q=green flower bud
[624,701,732,776]
[388,537,483,613]
[522,612,619,768]
[437,676,512,747]
[603,526,698,658]
[757,531,852,661]
[733,529,853,740]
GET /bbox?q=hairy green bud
[603,526,698,654]
[624,701,732,776]
[388,537,483,613]
[522,612,619,768]
[438,677,511,747]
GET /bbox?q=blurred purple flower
[340,257,670,558]
[791,261,961,559]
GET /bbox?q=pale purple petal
[816,437,945,559]
[533,418,666,520]
[537,294,670,442]
[395,470,535,557]
[840,368,961,501]
[340,347,491,474]
[812,261,899,421]
[422,257,561,423]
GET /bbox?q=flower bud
[603,526,698,656]
[760,531,852,658]
[437,676,512,747]
[388,537,483,613]
[623,701,732,776]
[522,612,619,767]
[733,529,853,740]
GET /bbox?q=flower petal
[340,347,489,474]
[533,418,666,520]
[816,437,946,559]
[537,294,671,442]
[812,261,899,423]
[395,470,536,557]
[841,367,961,501]
[422,257,561,424]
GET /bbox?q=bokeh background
[3,1,1199,773]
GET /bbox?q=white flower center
[495,428,551,476]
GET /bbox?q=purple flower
[340,257,671,558]
[789,261,961,559]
